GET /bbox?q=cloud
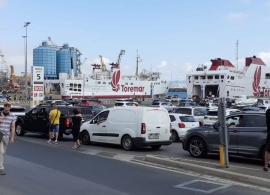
[227,13,248,19]
[0,0,6,7]
[258,52,270,64]
[158,60,167,68]
[80,56,111,75]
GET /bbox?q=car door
[80,107,94,122]
[206,116,239,154]
[37,107,50,133]
[237,115,267,157]
[90,110,109,142]
[24,107,40,132]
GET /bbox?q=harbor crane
[0,49,9,78]
[116,50,125,67]
[99,55,107,72]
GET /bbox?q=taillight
[178,123,185,128]
[170,123,172,133]
[65,118,70,127]
[141,123,146,134]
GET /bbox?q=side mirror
[213,122,220,130]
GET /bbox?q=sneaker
[77,144,81,148]
[0,170,6,175]
[47,140,52,144]
[72,146,77,149]
[263,167,268,172]
[55,141,58,144]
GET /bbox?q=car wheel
[151,145,162,150]
[121,135,134,151]
[261,147,270,166]
[15,123,25,136]
[171,130,179,142]
[188,137,207,158]
[81,131,91,145]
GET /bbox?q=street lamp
[23,22,30,96]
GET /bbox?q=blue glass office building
[33,41,57,79]
[33,41,77,79]
[56,44,77,77]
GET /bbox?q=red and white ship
[44,53,170,99]
[186,56,270,98]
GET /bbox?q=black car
[182,112,268,163]
[15,105,94,138]
[44,100,71,106]
[88,104,106,116]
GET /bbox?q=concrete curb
[145,155,270,188]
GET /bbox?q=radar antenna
[235,39,239,70]
[136,50,142,76]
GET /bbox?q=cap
[4,102,11,105]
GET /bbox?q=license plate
[148,134,159,139]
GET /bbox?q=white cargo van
[80,107,172,150]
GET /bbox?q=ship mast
[235,39,239,70]
[136,50,142,77]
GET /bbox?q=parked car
[78,98,104,106]
[165,96,172,102]
[0,95,7,102]
[174,107,207,126]
[241,107,263,112]
[205,103,218,110]
[169,113,199,142]
[15,105,94,138]
[80,107,172,150]
[114,101,138,107]
[151,102,177,112]
[182,112,270,164]
[88,104,107,115]
[203,108,240,126]
[44,100,71,106]
[0,105,26,116]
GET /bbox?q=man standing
[0,102,17,175]
[264,108,270,171]
[48,103,61,144]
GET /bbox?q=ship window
[108,82,111,84]
[188,76,191,80]
[207,76,213,79]
[78,89,81,92]
[266,73,270,79]
[98,82,101,84]
[131,83,133,85]
[231,76,234,80]
[61,83,64,88]
[74,89,77,91]
[194,76,198,80]
[70,83,73,87]
[69,88,73,91]
[215,75,219,79]
[74,83,77,87]
[200,76,206,79]
[227,75,230,79]
[125,83,128,85]
[103,82,106,84]
[221,75,224,79]
[78,84,81,88]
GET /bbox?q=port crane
[99,55,107,72]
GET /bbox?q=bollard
[219,145,225,167]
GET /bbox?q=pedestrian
[0,102,17,175]
[71,109,82,149]
[264,108,270,171]
[47,103,61,144]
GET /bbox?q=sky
[1,0,270,82]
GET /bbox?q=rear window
[145,110,169,124]
[10,107,25,112]
[207,111,218,116]
[152,102,160,106]
[81,100,88,103]
[115,103,124,106]
[175,108,192,115]
[179,116,196,122]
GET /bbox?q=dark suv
[15,105,94,138]
[182,112,269,163]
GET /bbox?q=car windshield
[175,108,192,115]
[180,116,196,122]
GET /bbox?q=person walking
[47,103,61,144]
[264,109,270,171]
[0,102,17,175]
[71,109,82,149]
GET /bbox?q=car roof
[169,113,192,116]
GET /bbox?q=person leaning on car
[264,109,270,172]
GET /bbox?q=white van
[80,107,172,150]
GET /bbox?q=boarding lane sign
[30,66,44,109]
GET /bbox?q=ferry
[186,56,270,98]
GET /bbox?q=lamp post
[23,22,30,96]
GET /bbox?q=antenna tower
[136,50,142,76]
[235,39,239,70]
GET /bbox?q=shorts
[49,124,59,133]
[266,141,270,152]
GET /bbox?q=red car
[78,99,105,106]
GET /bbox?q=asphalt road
[1,138,269,195]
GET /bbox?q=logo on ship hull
[111,70,145,92]
[252,66,261,96]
